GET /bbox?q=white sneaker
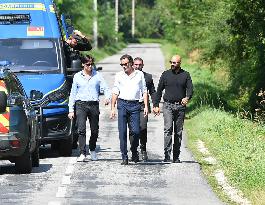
[90,151,98,161]
[77,154,86,162]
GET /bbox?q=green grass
[185,109,265,205]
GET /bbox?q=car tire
[0,91,7,113]
[32,142,40,167]
[59,136,73,157]
[15,145,32,174]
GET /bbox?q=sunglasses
[169,61,181,64]
[84,63,93,66]
[134,64,143,66]
[120,63,129,67]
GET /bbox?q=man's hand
[68,112,74,119]
[181,97,189,106]
[143,107,148,117]
[153,107,160,116]
[73,30,85,38]
[110,109,116,119]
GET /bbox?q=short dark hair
[134,57,143,63]
[81,55,94,64]
[120,54,133,65]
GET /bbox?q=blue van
[0,0,81,156]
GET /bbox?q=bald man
[153,55,193,163]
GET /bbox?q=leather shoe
[163,155,170,162]
[121,159,128,165]
[173,158,181,163]
[132,156,139,163]
[131,152,139,163]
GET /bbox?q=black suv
[0,68,39,173]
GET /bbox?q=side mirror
[66,59,82,73]
[0,91,7,113]
[96,66,103,71]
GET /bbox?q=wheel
[15,145,32,174]
[0,91,7,113]
[32,61,51,66]
[51,141,59,151]
[58,136,73,157]
[32,142,40,167]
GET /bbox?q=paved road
[0,44,224,205]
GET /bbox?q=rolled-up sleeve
[141,72,147,94]
[68,75,78,112]
[98,73,111,100]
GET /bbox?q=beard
[171,65,180,70]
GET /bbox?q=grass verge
[142,38,265,205]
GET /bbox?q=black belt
[76,100,99,105]
[164,99,181,105]
[119,99,139,103]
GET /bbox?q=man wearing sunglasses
[110,54,148,165]
[128,57,156,161]
[68,55,111,162]
[153,55,193,163]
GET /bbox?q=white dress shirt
[112,70,147,100]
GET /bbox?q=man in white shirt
[110,54,148,165]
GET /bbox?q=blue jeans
[117,99,141,160]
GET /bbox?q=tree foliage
[54,0,265,111]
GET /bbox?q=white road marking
[61,175,71,185]
[54,157,77,200]
[56,186,67,198]
[48,201,62,205]
[65,165,74,175]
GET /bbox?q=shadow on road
[0,163,53,175]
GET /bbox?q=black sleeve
[154,72,165,107]
[74,37,92,51]
[186,72,193,99]
[147,74,156,105]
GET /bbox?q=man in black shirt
[153,55,193,163]
[64,30,92,68]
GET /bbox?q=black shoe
[173,158,181,163]
[163,155,170,162]
[131,153,139,163]
[142,151,148,161]
[121,159,128,165]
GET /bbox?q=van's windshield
[0,38,61,72]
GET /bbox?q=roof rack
[0,14,31,25]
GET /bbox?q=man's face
[83,60,93,72]
[120,58,132,73]
[133,60,144,71]
[170,56,181,70]
[69,37,78,47]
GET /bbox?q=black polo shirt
[154,68,193,107]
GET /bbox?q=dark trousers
[163,102,185,159]
[129,103,148,151]
[75,101,99,155]
[117,99,141,160]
